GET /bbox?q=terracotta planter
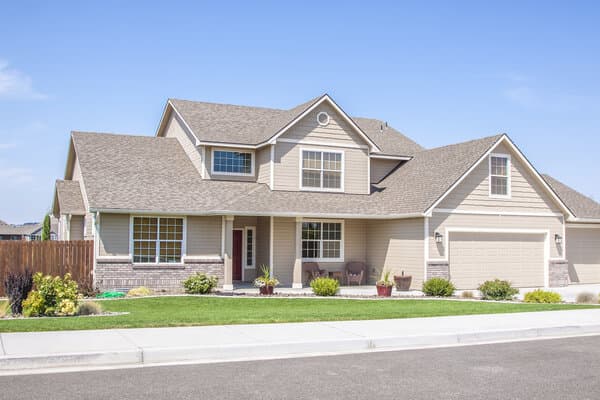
[376,284,393,297]
[394,275,412,291]
[259,285,274,295]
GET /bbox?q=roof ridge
[170,94,326,113]
[416,133,504,154]
[71,131,168,139]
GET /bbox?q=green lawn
[0,296,596,333]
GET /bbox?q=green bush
[76,301,103,316]
[523,289,562,303]
[422,278,455,297]
[183,273,218,294]
[3,269,33,315]
[478,279,518,300]
[22,273,80,317]
[310,277,339,296]
[575,292,598,304]
[127,286,152,297]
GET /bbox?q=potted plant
[376,270,394,297]
[394,270,412,291]
[254,265,279,295]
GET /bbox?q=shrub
[76,301,103,316]
[0,301,8,318]
[575,292,598,304]
[79,278,100,298]
[523,289,562,303]
[127,286,152,297]
[478,279,518,300]
[422,278,455,297]
[310,277,339,296]
[461,290,474,299]
[3,269,33,315]
[183,273,218,294]
[22,272,80,317]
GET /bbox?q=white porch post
[223,215,235,290]
[292,217,303,288]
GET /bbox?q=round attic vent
[317,112,330,126]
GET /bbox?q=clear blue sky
[1,1,599,223]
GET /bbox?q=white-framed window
[211,148,254,176]
[244,226,256,269]
[489,154,511,198]
[301,220,344,262]
[132,216,185,264]
[300,148,344,191]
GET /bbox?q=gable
[437,142,563,214]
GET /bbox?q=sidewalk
[2,309,600,375]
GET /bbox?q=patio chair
[345,261,366,286]
[303,262,327,284]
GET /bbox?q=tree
[41,214,51,241]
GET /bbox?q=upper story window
[212,149,254,176]
[300,149,343,191]
[489,154,511,197]
[132,217,184,264]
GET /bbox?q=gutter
[568,217,600,224]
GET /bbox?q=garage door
[567,228,600,284]
[449,232,545,289]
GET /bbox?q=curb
[2,323,600,373]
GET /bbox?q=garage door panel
[449,232,545,289]
[567,228,600,284]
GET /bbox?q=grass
[0,296,596,333]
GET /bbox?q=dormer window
[489,154,511,197]
[212,148,254,176]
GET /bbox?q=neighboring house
[0,222,43,241]
[52,94,600,292]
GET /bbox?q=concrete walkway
[1,309,600,375]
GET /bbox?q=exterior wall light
[555,234,563,244]
[435,232,443,243]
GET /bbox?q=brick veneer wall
[549,260,569,287]
[426,261,450,280]
[95,260,224,292]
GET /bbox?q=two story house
[52,94,600,291]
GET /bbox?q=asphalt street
[2,336,599,400]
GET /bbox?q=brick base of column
[426,261,450,281]
[549,260,569,287]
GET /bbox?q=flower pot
[259,285,274,295]
[394,275,412,291]
[376,284,393,297]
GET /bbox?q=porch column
[223,215,235,291]
[292,217,303,288]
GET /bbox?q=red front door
[233,230,243,281]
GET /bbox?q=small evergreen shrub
[461,290,474,299]
[183,273,218,294]
[422,278,455,297]
[478,279,518,300]
[575,292,598,304]
[22,273,80,317]
[127,286,152,297]
[3,269,33,315]
[76,301,103,316]
[310,277,339,296]
[523,289,562,303]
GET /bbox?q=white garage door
[449,232,546,289]
[567,228,600,284]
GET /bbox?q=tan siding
[366,218,425,289]
[439,143,561,213]
[69,215,84,240]
[163,113,205,176]
[205,146,257,182]
[256,146,271,185]
[272,217,295,285]
[566,227,600,284]
[273,141,369,194]
[370,159,401,183]
[255,217,270,270]
[233,216,258,229]
[186,216,222,257]
[429,213,564,259]
[99,213,130,256]
[84,213,94,240]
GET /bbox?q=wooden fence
[0,240,93,296]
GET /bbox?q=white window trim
[298,147,345,192]
[301,219,345,262]
[489,153,511,199]
[129,215,187,266]
[211,147,255,177]
[243,226,256,269]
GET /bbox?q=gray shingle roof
[169,95,424,157]
[0,223,42,236]
[71,131,501,217]
[542,175,600,219]
[55,180,86,215]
